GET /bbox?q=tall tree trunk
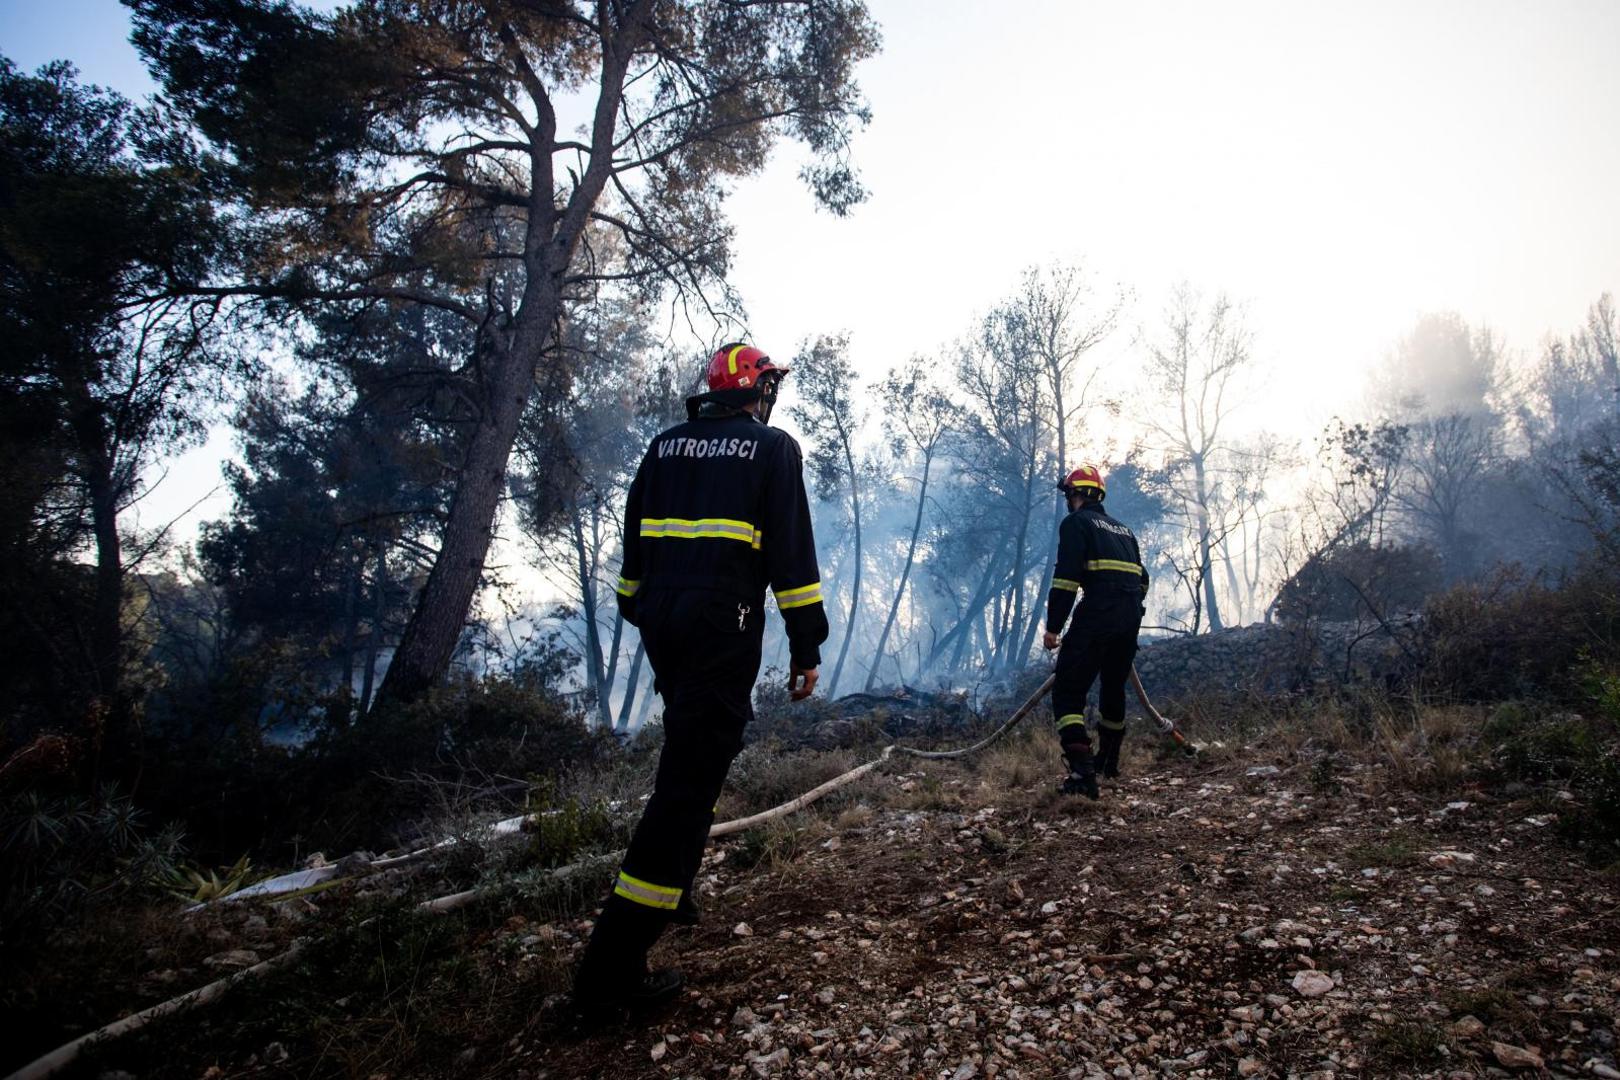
[568,510,613,729]
[360,542,386,713]
[373,28,639,707]
[826,452,864,698]
[998,450,1039,671]
[865,451,934,691]
[68,391,128,762]
[926,531,1013,673]
[1194,455,1224,631]
[603,608,625,690]
[374,325,547,707]
[597,501,625,689]
[341,546,359,697]
[615,638,644,733]
[86,473,123,704]
[1017,518,1061,663]
[634,668,656,730]
[1221,522,1246,626]
[1019,361,1066,660]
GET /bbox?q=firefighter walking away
[1042,465,1149,799]
[572,343,829,1015]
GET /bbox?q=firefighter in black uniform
[573,343,829,1013]
[1042,465,1149,799]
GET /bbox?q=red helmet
[707,342,788,392]
[1058,464,1106,497]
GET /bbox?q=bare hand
[789,664,819,701]
[1042,631,1060,651]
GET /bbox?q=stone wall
[1133,618,1418,706]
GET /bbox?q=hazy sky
[5,0,1619,539]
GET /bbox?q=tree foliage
[0,57,224,750]
[129,0,881,705]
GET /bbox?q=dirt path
[517,753,1620,1079]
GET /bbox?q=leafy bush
[130,674,618,865]
[723,741,860,816]
[523,777,626,870]
[1420,562,1620,702]
[1481,677,1620,862]
[728,819,818,871]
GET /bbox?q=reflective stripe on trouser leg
[614,870,682,910]
[1095,714,1126,731]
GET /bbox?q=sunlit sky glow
[5,0,1618,545]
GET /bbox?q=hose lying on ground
[9,666,1186,1080]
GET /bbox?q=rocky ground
[21,725,1620,1080]
[516,745,1620,1080]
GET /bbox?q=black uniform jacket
[1045,503,1149,634]
[616,411,829,668]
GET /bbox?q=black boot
[1058,745,1099,799]
[573,896,672,1015]
[1097,727,1125,779]
[671,891,702,926]
[573,967,686,1018]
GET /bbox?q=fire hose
[6,666,1191,1080]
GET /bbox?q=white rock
[1292,970,1335,998]
[734,921,754,937]
[650,1041,667,1062]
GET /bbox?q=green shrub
[523,777,626,869]
[723,741,859,815]
[1482,681,1620,862]
[1367,1018,1447,1071]
[728,820,814,871]
[1421,563,1620,703]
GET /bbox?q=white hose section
[10,667,1183,1080]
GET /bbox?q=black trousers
[1051,610,1139,771]
[575,590,762,994]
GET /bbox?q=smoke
[1370,312,1500,419]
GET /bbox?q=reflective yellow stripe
[1096,715,1126,731]
[775,581,823,609]
[616,577,640,597]
[641,517,762,548]
[1085,559,1144,575]
[1055,713,1088,730]
[614,870,682,910]
[727,344,746,375]
[1051,577,1080,592]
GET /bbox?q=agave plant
[162,853,254,903]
